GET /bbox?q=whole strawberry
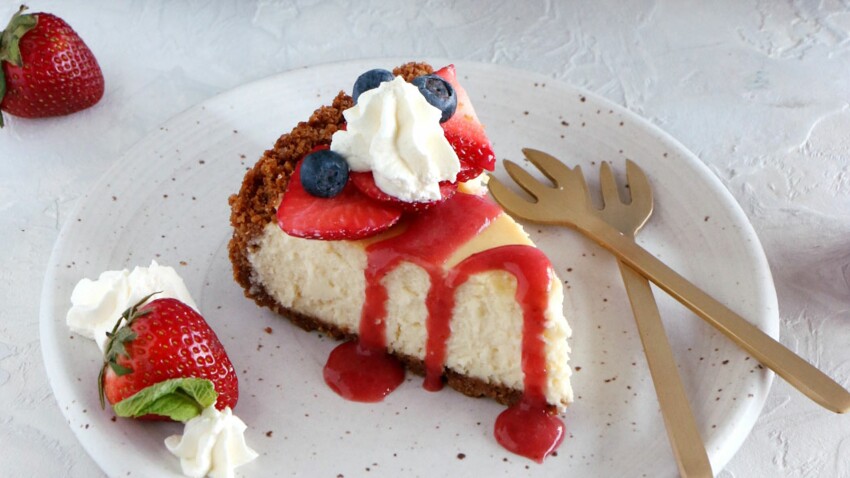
[0,5,104,126]
[99,295,239,422]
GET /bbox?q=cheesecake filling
[247,195,573,409]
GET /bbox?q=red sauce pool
[323,340,405,402]
[495,395,566,463]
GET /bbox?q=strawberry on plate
[99,295,238,422]
[277,161,403,240]
[0,5,104,126]
[434,64,496,176]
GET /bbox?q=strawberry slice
[349,171,457,212]
[456,160,483,183]
[277,163,402,240]
[435,65,496,173]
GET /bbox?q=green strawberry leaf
[98,292,160,408]
[0,6,37,66]
[108,361,133,376]
[106,326,137,367]
[112,377,218,422]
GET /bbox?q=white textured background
[1,0,849,476]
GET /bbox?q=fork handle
[619,261,714,478]
[580,216,850,414]
[619,262,714,477]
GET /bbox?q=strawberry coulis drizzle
[322,192,565,461]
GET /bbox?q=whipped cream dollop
[66,260,198,351]
[331,76,460,202]
[165,405,258,478]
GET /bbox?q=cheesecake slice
[228,62,573,412]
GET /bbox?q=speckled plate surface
[40,59,778,477]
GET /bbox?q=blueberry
[300,150,350,198]
[411,75,456,123]
[352,69,394,103]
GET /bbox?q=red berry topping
[278,162,403,240]
[349,171,457,212]
[434,65,496,173]
[456,160,484,183]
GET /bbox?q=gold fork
[488,148,850,414]
[597,161,712,477]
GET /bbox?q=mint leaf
[112,378,218,422]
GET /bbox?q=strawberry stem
[98,292,161,409]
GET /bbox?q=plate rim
[39,57,778,476]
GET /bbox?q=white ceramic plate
[41,59,778,477]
